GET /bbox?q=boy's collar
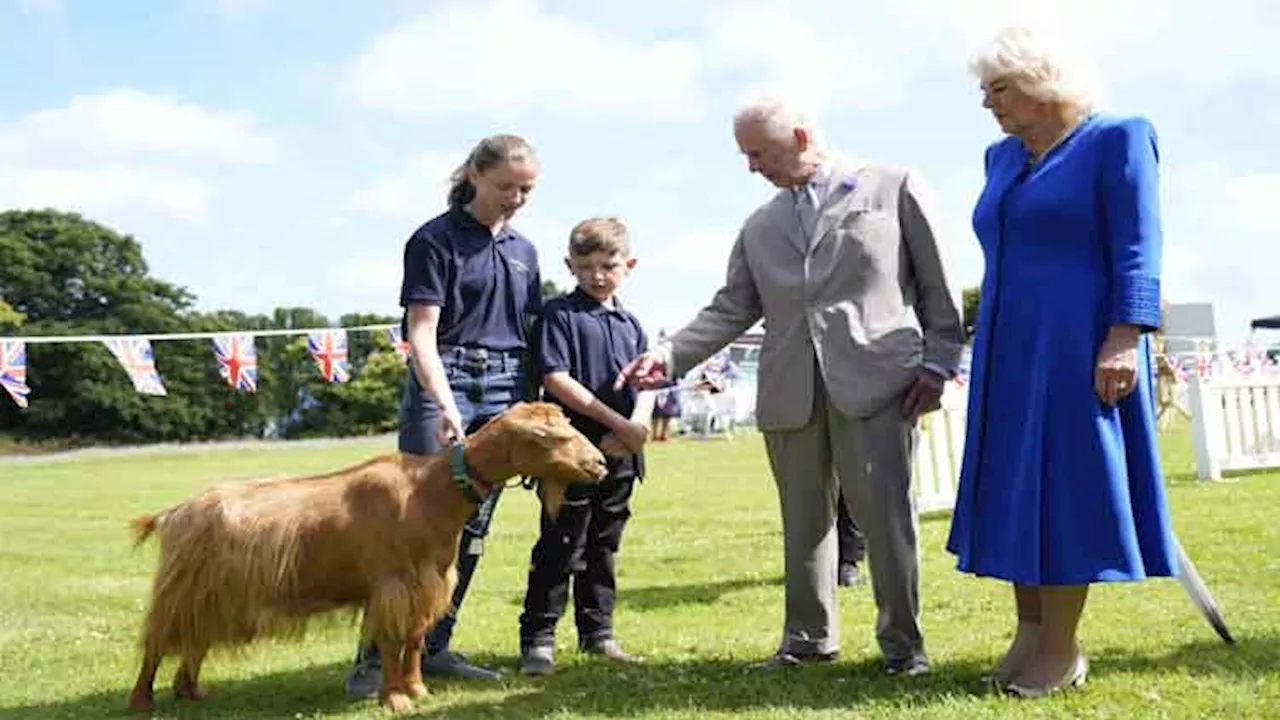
[570,286,623,313]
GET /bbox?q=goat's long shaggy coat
[126,402,607,714]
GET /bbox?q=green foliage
[962,286,980,341]
[0,210,409,444]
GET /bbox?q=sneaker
[885,654,930,677]
[344,648,382,699]
[581,637,643,664]
[420,649,502,682]
[519,644,556,676]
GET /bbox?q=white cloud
[0,166,209,220]
[345,153,460,221]
[341,0,705,121]
[0,88,276,224]
[0,88,276,166]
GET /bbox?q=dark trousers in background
[837,489,866,568]
[519,474,636,649]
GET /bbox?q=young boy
[518,217,653,676]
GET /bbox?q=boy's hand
[615,419,650,453]
[599,434,630,458]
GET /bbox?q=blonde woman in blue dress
[947,27,1178,697]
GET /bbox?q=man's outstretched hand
[614,349,671,391]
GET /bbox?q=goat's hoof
[174,684,208,701]
[407,681,428,699]
[126,692,154,711]
[379,691,415,714]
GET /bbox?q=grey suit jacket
[663,159,964,431]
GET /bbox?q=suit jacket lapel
[810,159,866,254]
[767,191,808,258]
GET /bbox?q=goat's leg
[403,626,429,699]
[127,642,162,711]
[377,638,415,714]
[173,645,210,702]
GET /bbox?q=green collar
[448,443,485,504]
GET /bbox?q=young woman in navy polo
[347,134,543,695]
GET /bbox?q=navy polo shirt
[538,287,649,479]
[399,207,543,351]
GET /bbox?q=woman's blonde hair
[448,134,537,208]
[969,26,1098,112]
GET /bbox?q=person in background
[649,330,682,441]
[947,26,1179,697]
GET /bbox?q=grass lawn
[1,424,1277,719]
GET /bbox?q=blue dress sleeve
[1099,116,1163,330]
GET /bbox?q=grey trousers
[762,377,923,662]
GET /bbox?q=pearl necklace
[1028,113,1090,165]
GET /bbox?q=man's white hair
[969,26,1098,111]
[733,97,823,148]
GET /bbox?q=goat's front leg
[403,626,429,699]
[377,638,414,714]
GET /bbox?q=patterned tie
[793,185,817,244]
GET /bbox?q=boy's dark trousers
[837,489,866,568]
[519,473,636,650]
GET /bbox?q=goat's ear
[531,423,578,444]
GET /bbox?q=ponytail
[446,134,537,208]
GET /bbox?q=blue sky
[2,0,1276,344]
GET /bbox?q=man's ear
[793,126,810,152]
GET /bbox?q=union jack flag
[307,329,350,383]
[212,333,258,392]
[386,326,410,362]
[103,337,167,396]
[1,339,30,408]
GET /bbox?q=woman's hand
[436,407,466,448]
[1096,324,1142,405]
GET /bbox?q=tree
[542,279,564,301]
[962,286,981,342]
[0,210,227,443]
[0,298,23,330]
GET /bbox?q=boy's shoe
[421,650,501,681]
[581,637,643,663]
[519,644,556,676]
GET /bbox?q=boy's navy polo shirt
[538,287,648,479]
[399,207,543,351]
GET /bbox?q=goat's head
[469,402,608,516]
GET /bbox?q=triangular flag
[103,337,167,396]
[306,329,350,383]
[1,339,30,408]
[212,333,258,392]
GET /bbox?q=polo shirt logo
[509,259,529,274]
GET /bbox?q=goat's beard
[537,481,567,520]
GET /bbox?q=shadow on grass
[4,636,1275,719]
[619,575,784,611]
[1088,633,1280,678]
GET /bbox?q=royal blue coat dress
[945,114,1179,585]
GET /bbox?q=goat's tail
[131,513,162,548]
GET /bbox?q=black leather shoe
[885,654,930,677]
[754,649,839,672]
[420,650,502,681]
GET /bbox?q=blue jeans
[360,347,527,662]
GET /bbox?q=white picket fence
[913,385,969,513]
[1186,373,1280,480]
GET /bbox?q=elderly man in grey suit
[616,99,963,675]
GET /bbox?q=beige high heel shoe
[1005,654,1089,698]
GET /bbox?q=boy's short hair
[569,217,630,257]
